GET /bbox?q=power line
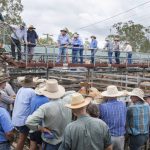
[77,0,150,30]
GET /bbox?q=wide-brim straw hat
[38,79,65,99]
[65,93,91,109]
[60,28,68,32]
[35,82,47,96]
[101,85,124,97]
[28,25,36,29]
[91,35,96,39]
[128,88,145,101]
[21,75,35,88]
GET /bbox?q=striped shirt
[127,102,150,135]
[99,99,127,136]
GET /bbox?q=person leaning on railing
[10,23,27,61]
[124,41,132,64]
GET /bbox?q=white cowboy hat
[128,88,145,101]
[65,93,91,109]
[60,28,68,32]
[35,82,47,96]
[38,79,65,99]
[17,76,25,84]
[33,77,46,85]
[101,85,124,97]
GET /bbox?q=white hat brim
[101,91,124,97]
[65,98,91,109]
[38,85,65,99]
[128,92,145,101]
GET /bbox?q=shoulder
[0,107,9,118]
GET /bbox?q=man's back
[99,100,127,136]
[12,87,35,126]
[59,115,111,150]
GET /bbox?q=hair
[86,103,99,118]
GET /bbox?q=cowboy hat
[91,35,96,39]
[38,79,65,99]
[35,82,47,96]
[60,28,68,32]
[101,85,124,97]
[114,38,120,41]
[128,88,145,101]
[20,22,26,27]
[33,77,46,85]
[28,25,36,29]
[21,75,35,88]
[65,93,91,109]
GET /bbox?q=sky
[21,0,150,47]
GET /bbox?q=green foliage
[39,37,56,45]
[112,21,150,52]
[1,0,23,24]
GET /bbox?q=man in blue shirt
[104,38,113,64]
[90,36,98,64]
[12,75,36,150]
[99,85,127,150]
[113,38,120,64]
[71,33,82,64]
[27,25,38,62]
[57,28,70,63]
[127,88,150,150]
[29,83,49,150]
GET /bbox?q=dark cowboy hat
[60,28,68,32]
[91,35,96,39]
[28,25,36,29]
[21,75,35,88]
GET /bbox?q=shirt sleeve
[4,83,16,96]
[0,91,15,104]
[0,110,14,133]
[24,29,27,43]
[103,125,112,149]
[59,126,71,150]
[26,105,45,131]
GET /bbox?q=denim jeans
[127,52,132,64]
[115,51,120,64]
[129,134,149,150]
[108,51,113,64]
[42,142,61,150]
[111,136,124,150]
[72,48,79,64]
[57,47,67,63]
[0,142,10,150]
[79,48,84,64]
[11,38,22,60]
[91,49,96,64]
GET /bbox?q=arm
[0,91,15,104]
[26,105,45,131]
[23,29,27,43]
[103,125,112,150]
[58,126,71,150]
[0,110,14,142]
[4,83,16,97]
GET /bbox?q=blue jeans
[42,142,61,150]
[57,47,67,63]
[91,49,96,64]
[79,48,84,64]
[115,51,120,64]
[127,52,132,64]
[72,48,79,64]
[129,134,149,150]
[0,142,10,150]
[108,51,113,64]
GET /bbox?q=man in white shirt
[124,41,132,64]
[11,23,27,61]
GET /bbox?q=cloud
[21,0,150,47]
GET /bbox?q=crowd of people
[0,71,149,150]
[7,23,133,64]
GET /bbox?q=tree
[113,21,147,51]
[39,37,56,45]
[1,0,23,24]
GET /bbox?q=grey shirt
[59,115,111,150]
[26,91,75,145]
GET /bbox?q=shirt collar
[106,99,118,103]
[78,114,89,119]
